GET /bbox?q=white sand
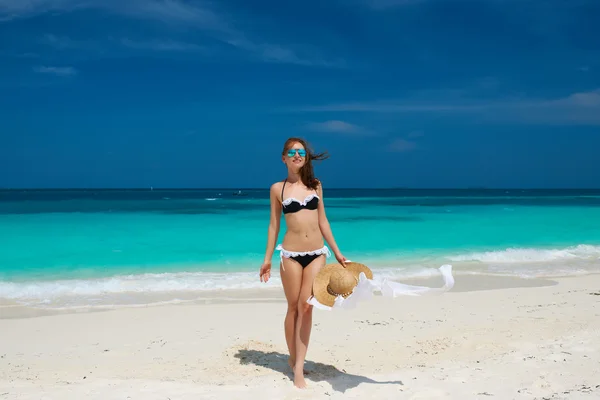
[1,273,600,399]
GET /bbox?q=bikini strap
[281,179,287,202]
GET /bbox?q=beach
[2,189,600,398]
[2,272,599,399]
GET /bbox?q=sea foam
[0,271,280,301]
[2,244,600,309]
[448,244,600,263]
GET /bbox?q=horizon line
[1,187,600,191]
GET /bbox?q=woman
[259,137,347,389]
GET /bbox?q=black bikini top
[281,179,320,214]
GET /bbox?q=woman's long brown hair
[282,137,329,190]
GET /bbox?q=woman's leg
[293,254,326,388]
[280,257,303,371]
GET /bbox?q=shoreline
[1,272,599,399]
[0,271,589,319]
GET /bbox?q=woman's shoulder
[269,180,285,193]
[312,178,323,191]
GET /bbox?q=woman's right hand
[259,261,272,283]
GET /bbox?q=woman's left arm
[316,181,347,266]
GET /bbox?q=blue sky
[1,0,599,189]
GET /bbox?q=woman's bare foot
[293,366,307,389]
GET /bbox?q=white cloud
[514,89,600,125]
[388,138,417,152]
[559,90,600,107]
[260,45,345,68]
[0,0,81,21]
[3,0,345,68]
[407,130,424,138]
[222,37,346,67]
[292,89,600,126]
[293,100,490,113]
[114,0,226,29]
[42,34,78,49]
[0,0,222,26]
[120,38,205,52]
[41,33,207,56]
[307,120,373,135]
[33,65,77,76]
[365,0,426,9]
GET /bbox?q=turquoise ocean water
[1,189,600,309]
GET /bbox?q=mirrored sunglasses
[287,149,307,157]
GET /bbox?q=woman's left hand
[335,252,348,267]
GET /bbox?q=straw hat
[312,262,373,307]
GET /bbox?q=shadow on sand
[234,348,403,393]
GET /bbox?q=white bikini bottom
[275,244,331,271]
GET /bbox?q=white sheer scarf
[307,264,455,311]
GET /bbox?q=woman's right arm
[263,182,282,264]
